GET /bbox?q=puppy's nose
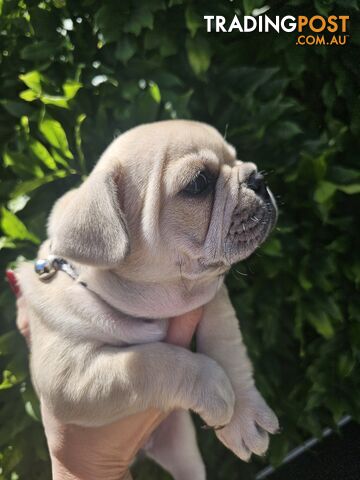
[247,172,266,197]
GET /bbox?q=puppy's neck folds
[77,266,223,319]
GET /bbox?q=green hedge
[1,0,359,478]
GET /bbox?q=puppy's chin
[224,187,277,264]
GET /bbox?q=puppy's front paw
[193,356,235,428]
[216,388,279,461]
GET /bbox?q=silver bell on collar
[34,256,58,280]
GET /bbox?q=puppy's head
[49,120,277,280]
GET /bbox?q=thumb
[6,269,21,298]
[6,269,30,345]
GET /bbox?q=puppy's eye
[183,170,214,195]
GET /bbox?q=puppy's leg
[196,285,279,461]
[30,320,235,428]
[145,410,206,480]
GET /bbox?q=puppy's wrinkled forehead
[96,120,235,182]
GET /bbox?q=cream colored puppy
[18,120,279,479]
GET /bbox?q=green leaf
[329,166,360,183]
[315,180,360,203]
[19,89,39,102]
[124,8,154,36]
[337,184,360,195]
[0,236,16,250]
[20,41,59,62]
[63,80,82,100]
[20,78,81,108]
[337,354,355,378]
[0,370,18,390]
[3,150,44,178]
[185,6,202,37]
[149,81,161,103]
[29,139,57,170]
[261,237,282,257]
[275,121,302,140]
[298,271,313,290]
[22,385,41,422]
[314,181,337,203]
[19,71,42,94]
[115,37,137,63]
[7,195,30,213]
[25,401,40,421]
[307,311,334,339]
[50,148,71,168]
[0,100,34,117]
[186,36,211,75]
[314,0,332,15]
[75,113,87,174]
[0,331,22,356]
[95,5,125,43]
[269,435,290,467]
[243,0,267,15]
[10,170,73,198]
[39,116,73,159]
[40,94,68,108]
[0,208,39,243]
[21,115,30,135]
[30,6,60,39]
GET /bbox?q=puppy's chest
[70,267,221,344]
[63,283,169,346]
[77,266,220,320]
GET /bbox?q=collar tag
[34,256,78,282]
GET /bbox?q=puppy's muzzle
[245,170,277,229]
[224,168,277,263]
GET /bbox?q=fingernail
[6,270,20,297]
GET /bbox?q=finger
[166,306,204,347]
[6,269,21,298]
[16,297,31,345]
[5,271,31,345]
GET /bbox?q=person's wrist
[51,456,132,480]
[51,456,81,480]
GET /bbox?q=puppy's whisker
[244,261,255,275]
[232,267,248,278]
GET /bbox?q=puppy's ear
[48,170,129,267]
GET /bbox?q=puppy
[17,120,279,479]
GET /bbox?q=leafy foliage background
[0,0,359,478]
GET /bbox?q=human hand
[6,269,203,480]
